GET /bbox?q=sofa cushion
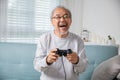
[117,73,120,79]
[91,55,120,80]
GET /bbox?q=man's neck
[54,30,68,38]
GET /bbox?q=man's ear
[51,19,54,25]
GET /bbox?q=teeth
[59,23,66,27]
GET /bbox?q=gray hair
[50,6,72,19]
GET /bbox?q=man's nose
[60,17,65,21]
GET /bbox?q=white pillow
[91,55,120,80]
[117,73,120,79]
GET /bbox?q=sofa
[0,42,118,80]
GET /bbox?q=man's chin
[59,31,68,35]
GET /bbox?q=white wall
[83,0,120,44]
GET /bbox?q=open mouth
[58,22,67,27]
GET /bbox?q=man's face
[51,8,72,34]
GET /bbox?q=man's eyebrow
[55,14,60,16]
[54,13,69,16]
[64,13,69,15]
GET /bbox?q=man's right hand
[46,49,59,65]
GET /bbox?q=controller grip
[56,48,62,56]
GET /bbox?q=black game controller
[56,48,72,56]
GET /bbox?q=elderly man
[34,6,88,80]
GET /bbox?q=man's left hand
[66,52,79,64]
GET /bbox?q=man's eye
[55,16,61,19]
[63,14,70,19]
[63,15,68,18]
[52,14,70,20]
[52,16,61,19]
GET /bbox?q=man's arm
[73,48,88,73]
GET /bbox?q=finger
[68,57,76,64]
[67,52,76,57]
[47,55,58,63]
[51,52,59,57]
[66,57,71,61]
[50,48,57,53]
[66,54,71,57]
[68,58,74,63]
[50,49,58,56]
[51,56,58,60]
[67,54,71,56]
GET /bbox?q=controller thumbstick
[67,49,72,54]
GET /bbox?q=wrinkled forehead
[52,8,70,16]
